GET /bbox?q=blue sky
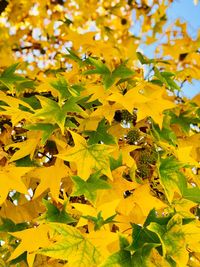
[167,0,200,98]
[167,0,200,39]
[139,0,200,98]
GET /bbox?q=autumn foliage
[0,0,200,266]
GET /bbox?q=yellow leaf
[137,90,175,127]
[108,84,148,114]
[176,146,198,166]
[9,224,51,267]
[0,165,31,204]
[39,223,102,266]
[127,184,166,216]
[182,221,200,253]
[87,230,119,258]
[0,91,34,125]
[120,144,139,168]
[111,166,139,198]
[6,132,41,162]
[29,159,72,199]
[0,197,45,224]
[91,102,122,124]
[56,131,115,180]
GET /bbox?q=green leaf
[15,155,39,167]
[100,235,132,267]
[103,73,116,89]
[33,95,84,134]
[182,187,200,203]
[65,48,84,66]
[128,224,159,251]
[131,243,160,267]
[42,199,76,224]
[0,63,29,92]
[83,58,134,89]
[112,64,135,79]
[136,52,154,65]
[85,57,110,75]
[50,77,84,103]
[24,123,58,144]
[151,117,177,146]
[161,71,175,78]
[82,211,116,231]
[21,95,41,109]
[158,156,186,203]
[39,223,102,266]
[153,67,180,91]
[169,110,200,134]
[50,76,70,101]
[84,118,116,145]
[144,209,172,228]
[147,214,188,266]
[109,153,123,171]
[71,171,111,204]
[0,218,27,232]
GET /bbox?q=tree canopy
[0,0,200,266]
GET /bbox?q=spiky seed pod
[127,129,140,144]
[137,163,151,179]
[139,147,158,164]
[121,110,137,123]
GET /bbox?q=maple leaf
[0,165,31,204]
[87,229,119,259]
[29,159,71,199]
[110,166,139,198]
[9,224,51,267]
[136,89,175,127]
[84,58,134,89]
[147,214,189,266]
[39,223,102,266]
[0,91,34,125]
[50,75,84,104]
[0,197,45,224]
[84,118,116,145]
[42,199,76,224]
[108,85,148,114]
[32,95,85,134]
[24,123,58,145]
[6,131,41,162]
[100,235,132,267]
[116,184,166,225]
[0,63,27,92]
[91,102,122,124]
[71,171,111,204]
[158,156,186,203]
[82,211,116,231]
[56,131,115,180]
